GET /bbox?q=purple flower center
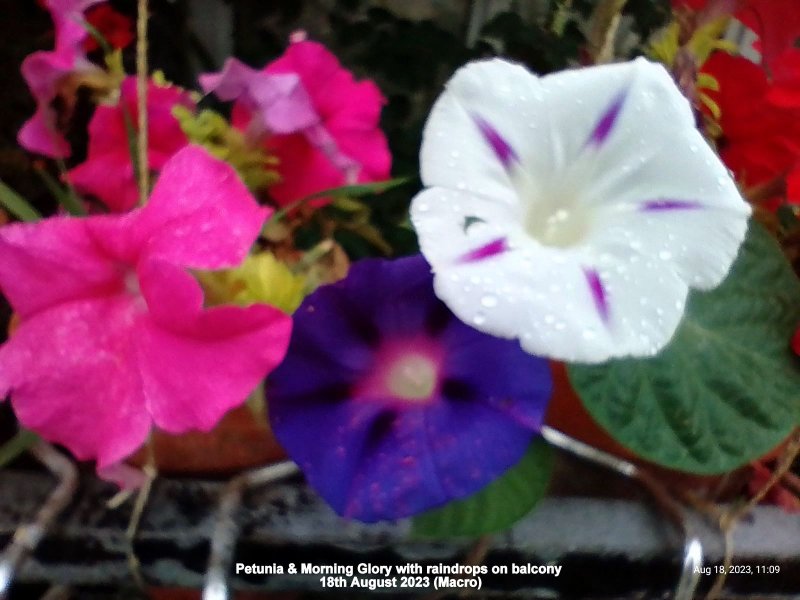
[356,338,443,404]
[386,353,438,401]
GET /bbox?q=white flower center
[519,174,594,248]
[526,202,593,248]
[386,353,438,401]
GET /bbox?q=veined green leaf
[569,222,800,474]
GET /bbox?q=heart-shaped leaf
[568,221,800,474]
[412,437,553,537]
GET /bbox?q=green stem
[0,180,41,222]
[0,429,40,468]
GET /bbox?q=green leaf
[0,180,41,222]
[35,163,86,216]
[0,429,39,468]
[264,177,413,231]
[412,438,553,538]
[569,221,800,475]
[300,177,413,203]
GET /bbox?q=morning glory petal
[411,58,751,363]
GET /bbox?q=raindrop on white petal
[480,295,498,308]
[689,144,699,153]
[473,313,486,326]
[674,300,682,310]
[451,150,460,159]
[544,314,555,324]
[554,322,566,331]
[417,202,429,212]
[582,329,596,340]
[658,250,672,261]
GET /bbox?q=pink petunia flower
[199,57,320,136]
[209,39,391,206]
[69,76,196,212]
[0,146,292,479]
[19,0,105,157]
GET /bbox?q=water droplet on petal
[658,250,672,261]
[480,295,498,308]
[473,313,486,326]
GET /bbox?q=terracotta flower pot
[129,405,286,475]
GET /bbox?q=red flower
[737,0,800,70]
[83,4,134,52]
[701,50,800,205]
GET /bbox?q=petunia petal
[17,51,77,158]
[69,151,139,212]
[129,146,269,269]
[0,295,151,469]
[136,259,292,433]
[200,58,319,134]
[0,217,123,318]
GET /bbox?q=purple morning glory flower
[268,255,552,523]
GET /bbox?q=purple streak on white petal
[458,238,509,264]
[586,90,627,148]
[471,114,517,169]
[641,199,703,212]
[583,268,610,324]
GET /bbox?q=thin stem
[203,461,299,600]
[0,442,78,599]
[136,0,149,205]
[706,428,800,599]
[126,439,157,590]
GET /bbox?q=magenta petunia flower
[68,76,196,212]
[0,146,292,477]
[268,255,552,522]
[220,39,392,206]
[18,0,105,157]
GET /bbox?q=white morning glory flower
[410,57,751,364]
